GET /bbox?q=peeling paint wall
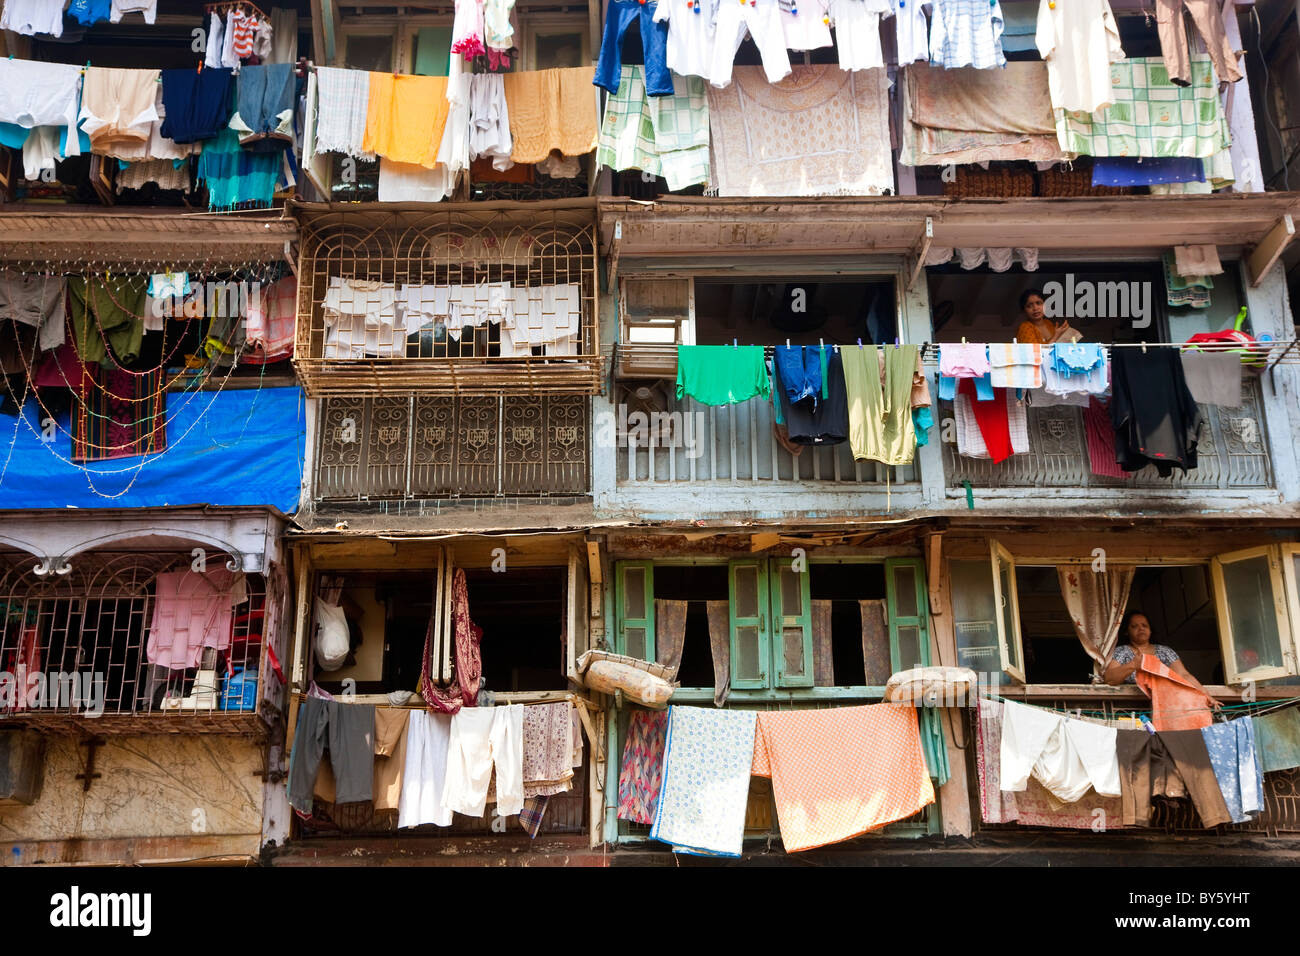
[0,735,264,865]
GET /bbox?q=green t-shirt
[675,345,771,407]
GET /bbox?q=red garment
[1135,656,1213,731]
[419,568,482,714]
[5,624,41,713]
[1084,397,1129,479]
[959,377,1012,463]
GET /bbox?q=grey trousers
[287,697,376,814]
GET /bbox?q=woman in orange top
[1103,611,1220,710]
[1015,288,1080,345]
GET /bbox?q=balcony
[314,394,590,501]
[292,200,603,396]
[941,380,1273,493]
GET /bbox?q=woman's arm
[1103,658,1141,685]
[1170,658,1222,709]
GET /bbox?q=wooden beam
[924,531,944,615]
[907,216,933,291]
[1248,215,1295,286]
[749,532,782,552]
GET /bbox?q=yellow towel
[363,72,449,169]
[81,67,161,151]
[503,67,598,164]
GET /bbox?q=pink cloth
[147,568,236,670]
[244,275,297,364]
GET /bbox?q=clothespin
[733,338,738,348]
[785,338,790,348]
[197,59,203,75]
[894,336,900,347]
[856,338,863,346]
[961,336,967,344]
[1141,341,1147,353]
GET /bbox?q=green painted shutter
[728,558,770,689]
[614,561,654,661]
[885,557,930,674]
[771,559,813,688]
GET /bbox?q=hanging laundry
[312,67,375,159]
[0,272,66,354]
[244,274,297,364]
[69,0,111,26]
[160,67,236,144]
[751,703,935,852]
[842,344,918,465]
[468,74,513,171]
[196,127,281,211]
[998,0,1036,50]
[710,0,792,86]
[650,706,757,857]
[521,702,579,798]
[377,158,454,202]
[707,66,892,197]
[537,151,581,178]
[484,0,515,51]
[988,342,1043,390]
[270,7,297,62]
[653,0,719,83]
[918,707,950,784]
[518,796,549,838]
[954,382,1028,463]
[316,708,411,813]
[893,0,931,64]
[1202,718,1264,824]
[321,277,402,358]
[773,343,823,407]
[73,366,166,462]
[1253,707,1300,773]
[1109,346,1201,476]
[437,59,471,184]
[828,0,891,72]
[68,275,146,368]
[1179,350,1241,407]
[1163,250,1213,308]
[230,63,296,151]
[675,344,770,406]
[1136,656,1213,731]
[1091,157,1205,187]
[420,567,483,714]
[110,0,156,24]
[0,60,83,160]
[101,89,200,163]
[596,65,710,193]
[230,9,257,58]
[999,700,1121,803]
[707,600,730,707]
[937,372,991,401]
[928,0,1006,69]
[617,709,669,824]
[503,67,599,165]
[781,0,833,53]
[504,284,581,354]
[1148,149,1233,194]
[451,0,487,58]
[443,705,525,817]
[938,341,991,380]
[1035,0,1125,114]
[1,0,65,35]
[206,11,226,68]
[1173,244,1224,276]
[116,158,192,193]
[900,62,1066,166]
[1116,728,1231,828]
[364,73,449,169]
[1082,396,1128,479]
[1054,57,1230,160]
[1154,0,1242,87]
[396,710,454,827]
[146,567,236,670]
[80,68,160,153]
[596,0,673,96]
[287,698,376,815]
[253,15,274,58]
[773,346,849,446]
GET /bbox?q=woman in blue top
[1103,611,1215,702]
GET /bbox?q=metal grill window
[293,205,602,396]
[0,552,266,727]
[315,394,590,500]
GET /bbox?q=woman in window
[1014,288,1080,345]
[1103,611,1216,704]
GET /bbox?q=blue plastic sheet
[0,385,304,512]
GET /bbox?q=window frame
[885,557,931,674]
[614,559,655,663]
[988,540,1027,684]
[771,558,813,688]
[727,557,771,690]
[1212,544,1299,684]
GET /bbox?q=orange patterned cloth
[363,73,450,169]
[1135,656,1213,731]
[751,703,936,852]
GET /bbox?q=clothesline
[986,692,1300,721]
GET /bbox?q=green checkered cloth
[596,65,710,191]
[1055,57,1230,159]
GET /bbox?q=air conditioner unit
[0,729,47,806]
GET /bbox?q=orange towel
[751,703,936,852]
[363,73,449,169]
[502,67,598,164]
[1135,657,1213,732]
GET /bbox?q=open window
[1213,546,1299,684]
[949,541,1025,683]
[612,557,922,692]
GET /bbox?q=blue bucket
[220,667,259,711]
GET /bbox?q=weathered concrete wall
[0,735,264,865]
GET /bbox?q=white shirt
[893,0,930,64]
[1036,0,1124,114]
[654,0,717,80]
[0,0,64,36]
[830,0,892,71]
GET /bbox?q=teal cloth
[675,345,771,406]
[919,707,950,786]
[1254,707,1300,773]
[196,128,281,211]
[913,405,935,447]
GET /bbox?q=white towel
[398,711,454,829]
[313,67,375,160]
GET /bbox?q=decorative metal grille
[293,203,602,396]
[942,379,1272,490]
[315,394,590,500]
[0,551,267,734]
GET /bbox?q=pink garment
[244,275,297,364]
[1084,397,1128,479]
[147,568,236,670]
[938,343,991,379]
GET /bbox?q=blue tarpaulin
[0,385,304,512]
